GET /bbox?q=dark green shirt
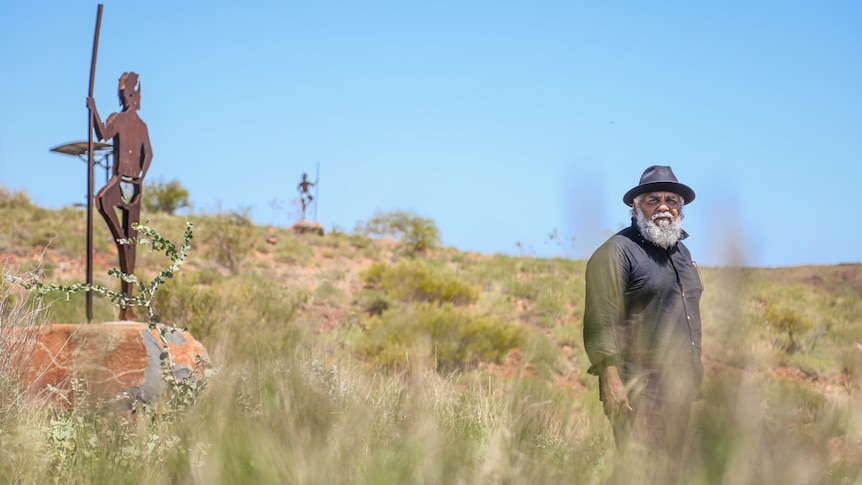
[583,221,704,396]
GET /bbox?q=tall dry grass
[0,263,44,395]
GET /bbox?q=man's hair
[631,193,685,218]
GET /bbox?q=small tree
[355,210,441,255]
[144,178,191,215]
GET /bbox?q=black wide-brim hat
[623,165,696,206]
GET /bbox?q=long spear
[314,160,320,222]
[86,4,104,323]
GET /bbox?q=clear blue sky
[2,1,860,267]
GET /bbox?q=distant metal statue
[297,172,315,220]
[87,72,152,320]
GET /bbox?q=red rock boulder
[6,322,208,408]
[290,220,325,236]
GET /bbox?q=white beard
[636,208,683,248]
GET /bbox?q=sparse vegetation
[0,185,32,209]
[202,208,257,275]
[1,188,861,484]
[764,302,813,354]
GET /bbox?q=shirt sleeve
[583,240,627,375]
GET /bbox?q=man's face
[636,192,682,227]
[634,191,684,248]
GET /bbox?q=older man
[583,165,704,473]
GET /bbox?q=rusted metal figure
[87,72,152,320]
[297,172,315,220]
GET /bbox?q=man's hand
[600,365,633,420]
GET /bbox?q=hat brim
[623,182,696,206]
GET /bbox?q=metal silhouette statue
[87,72,153,320]
[297,172,315,220]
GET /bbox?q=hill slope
[3,190,862,482]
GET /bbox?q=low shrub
[154,268,225,336]
[361,260,479,306]
[361,261,388,287]
[764,302,812,354]
[355,289,390,316]
[0,185,32,209]
[156,273,308,362]
[361,303,525,372]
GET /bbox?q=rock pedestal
[290,219,324,236]
[7,322,208,408]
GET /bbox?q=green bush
[361,303,525,371]
[143,178,191,215]
[355,210,441,255]
[362,260,478,306]
[355,289,390,316]
[360,261,388,287]
[154,268,225,334]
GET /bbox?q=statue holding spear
[86,36,153,320]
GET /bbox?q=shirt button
[687,316,691,320]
